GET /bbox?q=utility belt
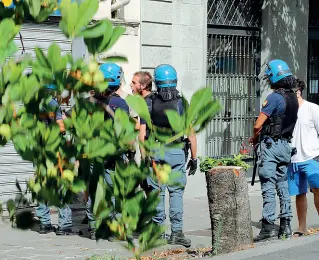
[155,137,183,145]
[261,135,291,143]
[260,136,297,157]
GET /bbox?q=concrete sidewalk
[0,180,318,259]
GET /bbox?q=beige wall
[121,0,141,21]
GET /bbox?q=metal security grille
[207,0,262,27]
[0,22,72,204]
[206,32,260,157]
[307,39,319,104]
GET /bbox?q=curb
[206,233,319,260]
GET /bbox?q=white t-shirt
[291,100,319,163]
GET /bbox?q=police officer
[250,59,298,242]
[36,84,73,235]
[147,64,197,248]
[86,62,130,241]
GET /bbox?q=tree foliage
[0,0,220,258]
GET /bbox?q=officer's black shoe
[168,231,191,248]
[107,235,116,242]
[278,218,292,239]
[55,227,75,236]
[253,219,276,242]
[39,224,53,234]
[90,229,96,240]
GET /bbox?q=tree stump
[205,166,253,254]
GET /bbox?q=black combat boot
[55,226,75,235]
[278,218,292,239]
[253,219,276,242]
[90,229,96,240]
[39,224,53,234]
[168,231,191,248]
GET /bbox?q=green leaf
[91,111,105,129]
[93,176,105,215]
[35,7,56,23]
[193,100,221,132]
[70,179,86,193]
[6,199,15,222]
[103,26,126,52]
[114,109,130,137]
[0,41,18,65]
[59,0,78,38]
[46,126,61,145]
[94,82,109,93]
[126,95,152,127]
[7,62,23,84]
[13,134,28,152]
[165,110,184,133]
[47,43,65,72]
[35,47,50,69]
[20,113,36,129]
[78,20,108,38]
[85,139,116,159]
[187,87,212,126]
[100,56,128,63]
[74,0,99,36]
[96,208,111,228]
[97,19,114,53]
[0,107,5,124]
[0,18,21,64]
[25,0,41,18]
[83,37,100,54]
[0,19,20,47]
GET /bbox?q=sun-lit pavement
[0,178,318,259]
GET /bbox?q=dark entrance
[206,0,262,157]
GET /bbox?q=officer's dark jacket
[92,92,129,120]
[261,88,298,140]
[150,88,183,129]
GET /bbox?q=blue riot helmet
[99,63,124,89]
[44,84,57,91]
[154,64,177,88]
[261,59,292,84]
[2,0,15,9]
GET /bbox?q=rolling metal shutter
[0,21,72,204]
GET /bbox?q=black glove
[187,158,197,176]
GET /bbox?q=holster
[183,137,191,161]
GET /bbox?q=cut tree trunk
[205,166,253,254]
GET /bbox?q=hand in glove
[187,158,197,176]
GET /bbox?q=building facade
[0,0,207,201]
[206,0,319,159]
[3,0,317,201]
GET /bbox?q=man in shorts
[288,79,319,237]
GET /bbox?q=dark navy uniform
[254,59,298,242]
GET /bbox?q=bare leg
[312,188,319,215]
[84,190,88,203]
[294,193,307,235]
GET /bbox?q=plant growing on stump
[0,0,220,258]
